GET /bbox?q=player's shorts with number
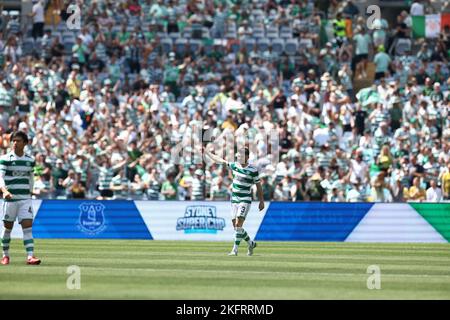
[231,202,251,220]
[1,199,33,223]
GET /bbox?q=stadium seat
[299,38,313,50]
[244,38,256,52]
[271,38,284,55]
[296,21,310,33]
[160,38,173,54]
[34,40,42,52]
[227,26,237,34]
[53,32,62,42]
[62,34,75,44]
[112,25,121,34]
[266,26,278,34]
[64,41,75,55]
[182,27,192,38]
[257,38,270,52]
[251,9,264,23]
[129,17,139,27]
[156,31,167,38]
[266,31,279,39]
[227,22,237,32]
[169,32,181,42]
[62,30,75,37]
[280,26,293,33]
[22,38,34,56]
[284,38,298,55]
[188,39,202,54]
[175,38,188,55]
[229,40,240,54]
[225,31,237,39]
[395,39,412,56]
[252,30,265,39]
[280,31,293,39]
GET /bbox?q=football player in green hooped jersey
[205,144,264,256]
[0,131,41,265]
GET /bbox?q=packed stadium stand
[0,0,449,202]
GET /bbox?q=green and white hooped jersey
[228,162,260,204]
[0,152,35,202]
[191,178,205,200]
[98,167,114,191]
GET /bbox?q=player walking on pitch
[0,131,41,265]
[205,144,264,256]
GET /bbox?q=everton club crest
[78,202,107,235]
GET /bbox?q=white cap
[18,122,28,131]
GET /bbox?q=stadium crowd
[0,0,449,202]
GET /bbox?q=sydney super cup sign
[176,205,225,234]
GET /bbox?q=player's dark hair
[11,131,29,144]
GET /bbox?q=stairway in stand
[353,62,376,94]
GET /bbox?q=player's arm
[0,179,12,199]
[255,181,264,211]
[204,145,228,166]
[30,160,36,196]
[0,161,12,199]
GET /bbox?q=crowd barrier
[3,200,449,243]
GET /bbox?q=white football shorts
[1,199,34,223]
[231,202,251,220]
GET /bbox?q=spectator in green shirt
[161,173,178,200]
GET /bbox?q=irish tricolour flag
[412,14,450,38]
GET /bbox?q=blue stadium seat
[271,38,284,55]
[284,38,298,55]
[188,39,202,54]
[244,38,256,52]
[299,38,313,50]
[175,38,188,55]
[225,31,237,39]
[266,31,279,40]
[182,27,192,38]
[22,38,34,56]
[64,41,75,55]
[52,32,62,42]
[230,41,240,54]
[280,31,293,39]
[169,32,181,42]
[160,38,173,54]
[395,39,412,56]
[257,38,270,52]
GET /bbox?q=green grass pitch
[0,240,449,299]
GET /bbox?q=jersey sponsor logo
[12,171,29,177]
[176,205,225,234]
[78,202,106,235]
